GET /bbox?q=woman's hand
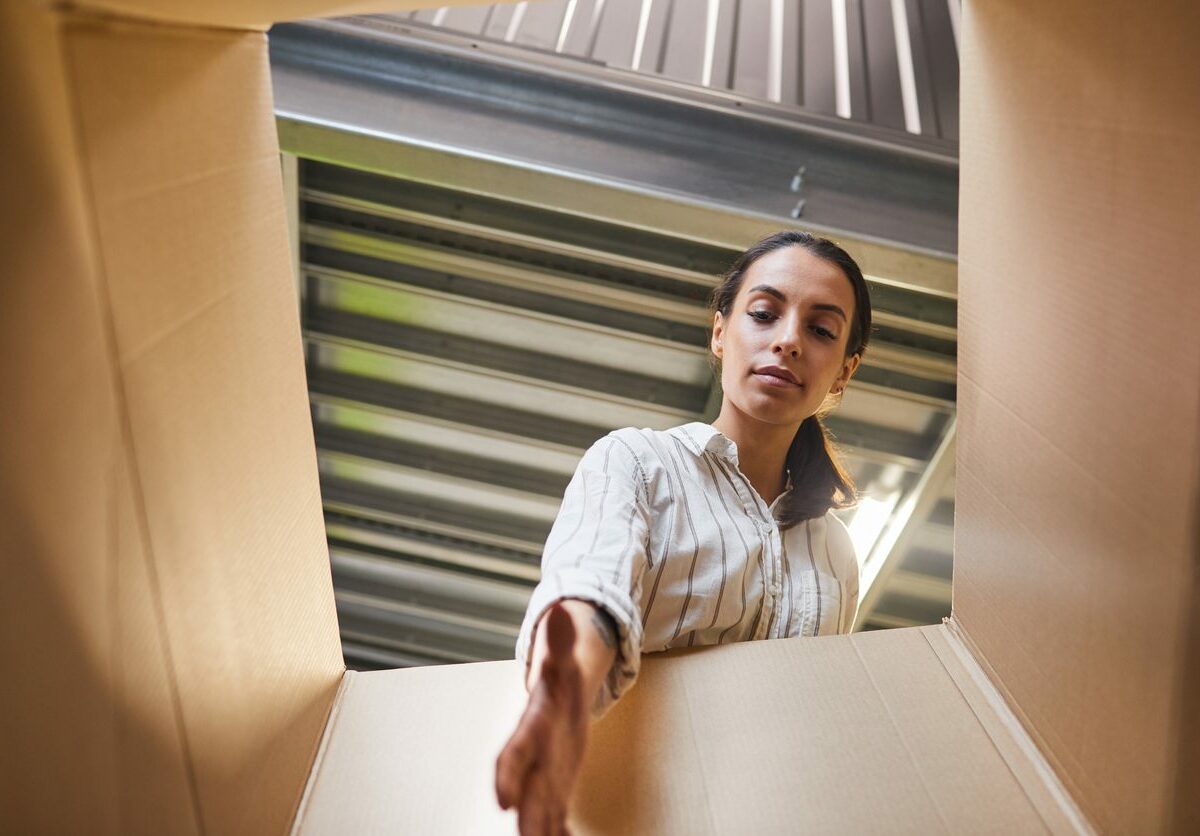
[495,604,590,836]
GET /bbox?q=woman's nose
[771,322,803,357]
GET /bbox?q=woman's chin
[728,394,810,427]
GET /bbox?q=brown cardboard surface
[2,8,345,834]
[956,1,1200,833]
[49,0,493,31]
[1174,554,1200,834]
[61,16,346,836]
[0,5,198,833]
[295,626,1082,834]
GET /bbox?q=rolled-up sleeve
[515,432,652,717]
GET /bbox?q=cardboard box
[1,1,1195,834]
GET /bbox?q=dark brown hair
[709,230,872,528]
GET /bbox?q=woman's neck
[710,408,798,507]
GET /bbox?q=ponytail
[780,415,856,528]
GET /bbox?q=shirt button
[769,583,781,596]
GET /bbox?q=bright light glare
[848,495,896,561]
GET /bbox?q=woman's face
[711,245,862,428]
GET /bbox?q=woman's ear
[710,311,725,359]
[831,353,861,395]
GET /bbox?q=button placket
[715,451,784,641]
[753,518,772,638]
[758,515,784,637]
[753,514,771,639]
[750,511,778,639]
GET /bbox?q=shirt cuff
[515,566,644,718]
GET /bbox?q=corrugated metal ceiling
[398,0,961,138]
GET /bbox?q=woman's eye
[748,310,775,322]
[812,326,837,340]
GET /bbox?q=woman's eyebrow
[747,284,847,321]
[812,303,847,321]
[748,283,786,301]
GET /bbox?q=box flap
[294,626,1088,834]
[2,9,344,833]
[52,1,498,31]
[955,1,1200,832]
[0,5,199,832]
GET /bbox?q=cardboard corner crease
[1,0,1196,834]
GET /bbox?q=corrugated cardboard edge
[289,670,357,836]
[1168,470,1200,835]
[59,1,510,32]
[57,2,261,34]
[926,621,1095,836]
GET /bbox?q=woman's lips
[752,371,802,388]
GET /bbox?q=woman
[495,230,871,834]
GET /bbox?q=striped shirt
[515,421,860,716]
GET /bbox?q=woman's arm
[495,599,618,835]
[524,597,619,695]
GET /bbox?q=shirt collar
[667,422,795,493]
[668,422,738,463]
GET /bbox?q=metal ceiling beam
[303,224,711,328]
[323,511,543,580]
[311,392,587,476]
[306,332,700,428]
[302,187,718,290]
[322,491,548,562]
[318,450,564,525]
[306,266,712,384]
[331,547,531,621]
